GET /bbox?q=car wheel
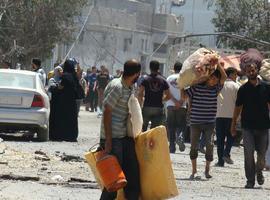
[37,128,49,142]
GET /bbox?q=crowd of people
[1,48,270,198]
[98,50,270,199]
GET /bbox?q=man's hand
[105,139,112,153]
[174,101,181,109]
[230,124,237,137]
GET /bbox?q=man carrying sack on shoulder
[99,59,141,200]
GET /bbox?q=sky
[156,0,217,46]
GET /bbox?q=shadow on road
[176,177,208,182]
[221,185,263,190]
[0,132,38,142]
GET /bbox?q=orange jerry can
[96,154,127,192]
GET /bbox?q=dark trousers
[190,123,215,161]
[167,106,187,151]
[142,107,165,132]
[242,129,269,184]
[216,118,234,165]
[89,90,98,111]
[100,137,140,200]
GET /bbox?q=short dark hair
[32,58,41,67]
[123,59,141,77]
[211,69,221,79]
[225,67,237,77]
[150,60,160,72]
[174,62,182,72]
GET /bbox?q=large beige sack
[178,48,219,89]
[259,59,270,81]
[127,94,143,138]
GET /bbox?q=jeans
[190,123,215,161]
[167,106,187,151]
[98,88,105,111]
[216,118,234,165]
[242,129,269,184]
[100,137,140,200]
[142,107,165,131]
[89,90,98,111]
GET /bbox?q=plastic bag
[178,48,219,89]
[259,59,270,81]
[135,126,179,200]
[127,94,143,138]
[240,48,263,71]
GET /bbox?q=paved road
[0,108,269,200]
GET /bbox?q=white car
[0,69,50,141]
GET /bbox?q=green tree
[0,0,88,68]
[211,0,270,50]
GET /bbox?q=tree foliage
[211,0,270,50]
[0,0,87,67]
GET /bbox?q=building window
[123,38,132,52]
[141,39,144,51]
[124,38,129,52]
[145,39,148,51]
[153,43,167,54]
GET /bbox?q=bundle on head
[240,48,263,71]
[178,48,219,89]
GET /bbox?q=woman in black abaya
[50,59,80,142]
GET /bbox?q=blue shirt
[86,73,97,89]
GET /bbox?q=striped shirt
[100,77,132,139]
[186,84,223,124]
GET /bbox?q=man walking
[138,60,171,131]
[231,50,270,188]
[97,65,110,116]
[215,67,240,166]
[100,59,141,200]
[166,62,187,153]
[181,64,227,179]
[86,66,98,112]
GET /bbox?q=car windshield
[0,72,35,89]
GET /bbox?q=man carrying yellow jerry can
[98,59,141,200]
[85,59,179,200]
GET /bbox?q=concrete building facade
[53,0,184,76]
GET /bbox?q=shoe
[176,139,185,152]
[245,182,254,189]
[215,162,224,167]
[265,165,270,171]
[169,146,176,154]
[223,156,234,164]
[205,172,212,179]
[257,172,265,185]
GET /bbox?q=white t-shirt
[216,79,240,118]
[166,73,186,108]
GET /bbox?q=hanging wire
[62,4,94,62]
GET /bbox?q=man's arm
[137,85,145,107]
[163,89,172,102]
[103,104,113,153]
[230,105,242,137]
[217,63,227,85]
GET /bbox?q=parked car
[0,69,49,141]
